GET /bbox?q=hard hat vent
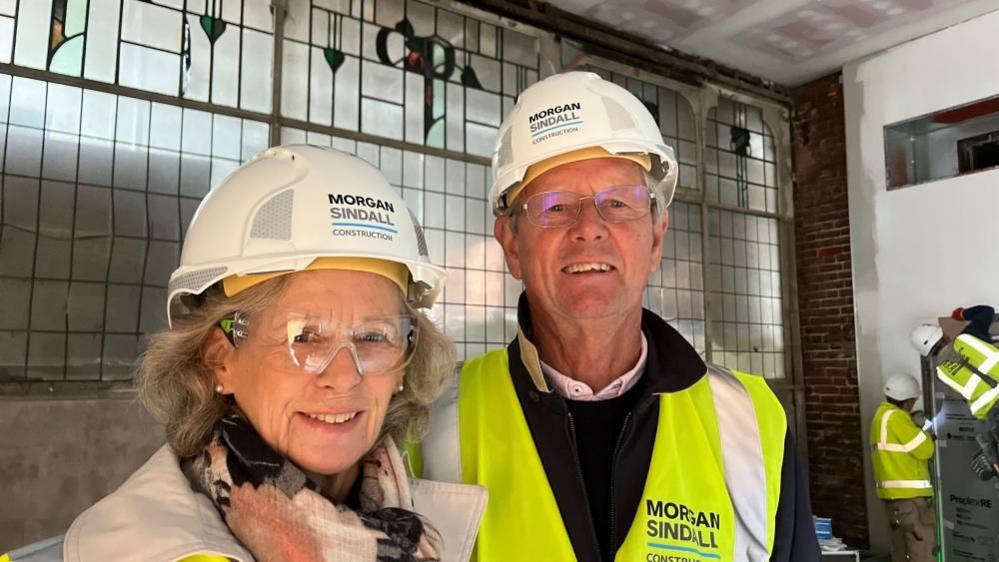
[169,266,229,294]
[409,209,429,258]
[602,97,636,131]
[250,190,294,240]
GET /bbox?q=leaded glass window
[706,98,779,213]
[648,200,705,354]
[8,0,275,112]
[0,1,794,385]
[707,208,785,378]
[705,97,787,379]
[0,72,269,380]
[281,0,540,156]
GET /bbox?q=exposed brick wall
[791,73,868,548]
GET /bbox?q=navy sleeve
[960,305,995,342]
[769,430,821,561]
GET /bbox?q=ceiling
[544,0,999,86]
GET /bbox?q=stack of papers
[819,537,848,552]
[813,516,851,552]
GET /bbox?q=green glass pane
[200,15,227,44]
[432,78,445,118]
[426,120,444,149]
[49,35,83,76]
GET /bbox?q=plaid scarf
[182,413,443,562]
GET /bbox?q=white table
[820,550,861,562]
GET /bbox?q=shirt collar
[541,334,647,401]
[514,293,706,395]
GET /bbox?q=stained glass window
[0,1,793,384]
[706,98,779,213]
[9,0,275,112]
[281,0,540,156]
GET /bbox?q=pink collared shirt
[540,334,648,401]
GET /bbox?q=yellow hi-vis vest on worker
[421,349,787,562]
[870,402,935,500]
[936,334,999,420]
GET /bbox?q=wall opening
[884,94,999,189]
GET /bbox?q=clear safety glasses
[221,310,418,376]
[512,185,655,228]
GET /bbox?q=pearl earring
[215,384,224,394]
[396,383,404,393]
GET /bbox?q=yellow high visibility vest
[870,402,935,500]
[937,334,999,420]
[452,349,787,561]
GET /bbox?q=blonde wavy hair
[137,276,456,458]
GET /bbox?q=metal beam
[270,0,288,147]
[0,62,272,123]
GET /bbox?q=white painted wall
[843,9,999,549]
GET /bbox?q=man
[420,71,819,561]
[870,374,936,562]
[939,334,999,480]
[912,309,999,480]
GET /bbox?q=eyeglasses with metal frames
[511,185,655,228]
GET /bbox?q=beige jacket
[7,445,487,562]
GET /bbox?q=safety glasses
[221,310,418,376]
[512,185,655,228]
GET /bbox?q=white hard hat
[884,374,921,401]
[489,71,678,215]
[167,145,445,324]
[910,323,944,357]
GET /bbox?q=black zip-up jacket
[507,297,821,562]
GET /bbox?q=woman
[5,146,485,562]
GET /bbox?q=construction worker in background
[911,305,999,481]
[418,71,820,562]
[870,374,937,562]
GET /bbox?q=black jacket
[507,298,821,562]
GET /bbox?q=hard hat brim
[503,147,652,207]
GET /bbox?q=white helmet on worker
[490,71,679,216]
[167,145,445,325]
[910,323,944,357]
[884,374,921,402]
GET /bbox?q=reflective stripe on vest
[950,334,999,419]
[434,349,786,562]
[959,333,999,376]
[936,364,980,400]
[876,410,928,453]
[971,385,999,417]
[877,480,932,489]
[937,364,998,419]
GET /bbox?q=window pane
[707,208,785,378]
[0,72,267,381]
[706,98,778,212]
[644,201,706,355]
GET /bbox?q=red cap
[951,307,965,320]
